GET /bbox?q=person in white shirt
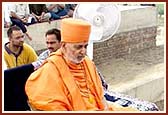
[46,4,68,20]
[9,4,37,40]
[4,4,12,28]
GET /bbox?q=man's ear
[9,37,12,41]
[61,42,67,52]
[61,42,66,48]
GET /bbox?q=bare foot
[60,15,70,19]
[25,33,32,41]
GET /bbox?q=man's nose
[81,47,87,54]
[47,43,52,47]
[20,37,24,42]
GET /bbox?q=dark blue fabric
[49,9,68,20]
[10,17,27,33]
[104,93,119,102]
[4,64,34,111]
[10,17,37,33]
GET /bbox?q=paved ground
[97,44,164,86]
[97,26,165,111]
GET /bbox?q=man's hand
[21,18,28,23]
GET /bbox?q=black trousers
[4,64,34,111]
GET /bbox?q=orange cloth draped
[25,49,105,111]
[64,57,99,110]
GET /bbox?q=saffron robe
[25,49,105,111]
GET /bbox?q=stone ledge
[108,63,165,110]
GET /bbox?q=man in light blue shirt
[32,28,61,70]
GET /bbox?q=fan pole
[87,40,93,60]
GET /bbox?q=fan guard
[73,4,121,42]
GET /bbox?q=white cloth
[46,4,65,13]
[46,4,59,13]
[4,4,12,23]
[32,50,50,70]
[9,4,30,18]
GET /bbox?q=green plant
[156,4,164,17]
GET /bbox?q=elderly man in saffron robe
[25,18,137,111]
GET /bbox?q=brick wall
[93,26,157,65]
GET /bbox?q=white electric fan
[73,3,121,60]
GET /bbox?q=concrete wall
[93,27,157,65]
[26,20,61,52]
[117,6,157,33]
[93,6,158,65]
